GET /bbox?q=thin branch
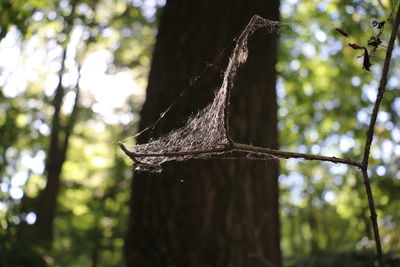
[361,168,384,265]
[359,3,400,267]
[119,141,362,168]
[362,5,400,167]
[233,143,362,168]
[119,142,163,169]
[119,143,229,158]
[120,10,400,265]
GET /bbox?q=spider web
[119,15,281,171]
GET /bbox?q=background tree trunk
[125,0,281,266]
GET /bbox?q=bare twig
[119,142,229,158]
[359,3,400,267]
[121,9,400,265]
[362,5,400,167]
[233,143,362,168]
[119,141,362,168]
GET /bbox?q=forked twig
[119,141,362,167]
[359,3,400,266]
[121,8,400,265]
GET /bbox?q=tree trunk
[125,1,281,266]
[33,2,79,247]
[35,65,81,247]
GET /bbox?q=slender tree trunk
[35,65,81,246]
[33,2,79,247]
[125,1,281,266]
[91,228,101,267]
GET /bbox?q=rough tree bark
[125,0,281,266]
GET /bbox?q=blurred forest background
[1,0,400,266]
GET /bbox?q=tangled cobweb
[119,15,281,171]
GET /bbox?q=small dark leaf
[335,28,349,37]
[349,43,365,50]
[362,48,371,71]
[349,44,371,71]
[368,37,382,47]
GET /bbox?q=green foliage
[0,0,159,266]
[1,0,400,266]
[0,0,42,39]
[279,0,400,263]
